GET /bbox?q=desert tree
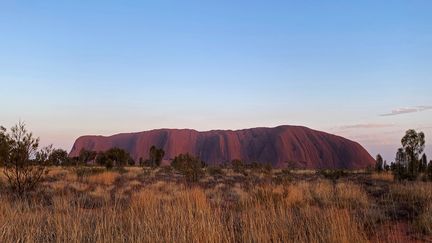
[95,151,112,169]
[420,154,428,173]
[402,129,425,179]
[96,147,132,169]
[393,129,425,181]
[0,126,8,166]
[95,151,106,164]
[2,122,52,196]
[171,153,205,182]
[106,147,131,167]
[390,162,395,171]
[149,145,165,167]
[395,148,407,165]
[49,148,70,166]
[375,154,384,173]
[428,160,432,181]
[79,148,97,164]
[383,160,390,171]
[393,148,408,180]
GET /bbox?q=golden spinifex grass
[0,167,431,243]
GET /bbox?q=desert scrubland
[1,167,431,243]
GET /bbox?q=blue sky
[1,1,431,161]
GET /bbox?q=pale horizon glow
[1,1,431,162]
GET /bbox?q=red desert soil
[69,125,374,169]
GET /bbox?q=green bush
[171,153,205,183]
[95,148,132,169]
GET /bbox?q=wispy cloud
[338,124,395,130]
[415,125,432,130]
[380,106,432,116]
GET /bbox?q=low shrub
[317,169,348,182]
[207,165,224,176]
[231,159,244,173]
[74,167,105,179]
[249,162,273,175]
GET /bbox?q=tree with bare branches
[1,122,52,196]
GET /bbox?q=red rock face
[68,125,374,169]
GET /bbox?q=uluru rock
[69,125,374,169]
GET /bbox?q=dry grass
[0,171,6,185]
[335,182,370,208]
[388,182,432,202]
[241,205,368,242]
[371,172,394,181]
[240,181,371,242]
[47,167,69,178]
[387,182,432,236]
[416,203,432,235]
[0,167,431,242]
[85,171,120,186]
